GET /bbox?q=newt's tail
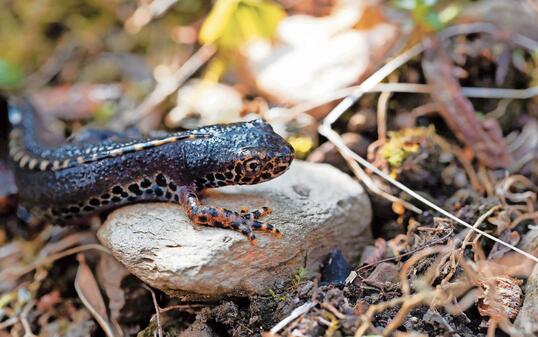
[7,96,58,170]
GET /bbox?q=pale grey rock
[514,263,538,337]
[514,228,538,336]
[97,161,372,298]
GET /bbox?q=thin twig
[376,90,390,142]
[284,83,538,119]
[0,317,18,330]
[461,205,503,247]
[269,302,316,335]
[355,228,454,274]
[143,284,163,337]
[121,44,216,126]
[342,152,422,214]
[125,0,181,33]
[20,300,38,337]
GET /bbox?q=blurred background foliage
[0,0,212,89]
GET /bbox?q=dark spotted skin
[8,97,294,242]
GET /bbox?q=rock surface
[97,161,372,298]
[514,263,538,337]
[514,227,538,336]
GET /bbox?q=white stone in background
[97,161,372,298]
[245,23,397,104]
[166,79,243,127]
[243,0,396,104]
[277,0,363,47]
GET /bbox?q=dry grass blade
[320,124,538,263]
[0,243,111,283]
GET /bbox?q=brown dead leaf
[36,290,61,312]
[96,254,153,325]
[422,37,513,168]
[75,253,122,337]
[361,238,387,266]
[487,230,520,261]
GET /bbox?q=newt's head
[188,119,294,189]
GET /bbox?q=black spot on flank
[198,216,207,222]
[234,175,241,182]
[64,214,74,220]
[241,177,252,183]
[156,174,167,187]
[112,186,124,194]
[89,198,100,206]
[155,188,164,197]
[216,181,226,187]
[275,165,288,173]
[145,189,154,194]
[168,182,177,191]
[101,200,110,205]
[225,172,234,179]
[51,209,61,216]
[111,196,121,202]
[83,206,94,212]
[251,177,261,184]
[261,172,272,179]
[128,184,143,195]
[234,164,242,174]
[141,179,151,188]
[165,192,172,199]
[101,193,111,199]
[265,162,273,170]
[121,192,129,198]
[212,221,223,227]
[205,173,215,181]
[60,207,70,214]
[69,206,80,213]
[231,221,241,229]
[215,173,225,180]
[173,195,179,202]
[128,196,137,202]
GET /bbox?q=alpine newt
[7,96,294,242]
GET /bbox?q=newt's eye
[244,158,261,176]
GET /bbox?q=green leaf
[424,11,443,31]
[0,59,22,88]
[199,0,285,50]
[199,0,239,45]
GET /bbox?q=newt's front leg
[178,187,281,243]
